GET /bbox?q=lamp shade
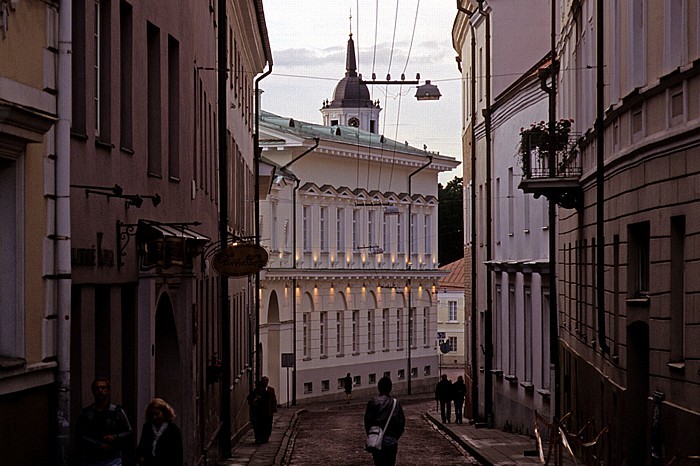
[415,80,441,101]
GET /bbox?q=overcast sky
[260,0,463,183]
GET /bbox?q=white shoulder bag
[365,398,397,452]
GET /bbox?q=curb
[274,409,306,465]
[425,411,494,466]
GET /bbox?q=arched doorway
[266,291,281,397]
[155,293,181,414]
[625,320,649,465]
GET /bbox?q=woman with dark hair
[136,398,183,466]
[364,377,406,466]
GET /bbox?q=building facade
[68,1,271,462]
[452,0,554,429]
[436,258,467,372]
[0,1,60,463]
[551,1,700,464]
[258,33,459,404]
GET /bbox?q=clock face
[348,117,360,128]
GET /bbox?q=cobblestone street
[284,394,480,465]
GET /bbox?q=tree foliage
[438,177,463,266]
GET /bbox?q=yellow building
[0,1,61,464]
[436,258,466,370]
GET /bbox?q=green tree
[438,177,463,265]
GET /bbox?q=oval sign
[212,243,269,277]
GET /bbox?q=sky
[260,0,463,184]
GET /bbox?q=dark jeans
[252,414,272,442]
[454,397,464,423]
[439,400,452,422]
[371,444,398,466]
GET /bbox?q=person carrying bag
[364,377,405,466]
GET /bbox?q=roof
[260,110,457,164]
[437,258,466,290]
[325,34,374,109]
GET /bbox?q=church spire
[345,33,358,77]
[345,8,357,77]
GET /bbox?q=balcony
[517,120,582,210]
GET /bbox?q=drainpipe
[254,62,273,390]
[407,155,433,396]
[456,0,480,423]
[595,0,610,354]
[282,138,319,406]
[55,0,73,462]
[217,0,232,456]
[475,0,494,425]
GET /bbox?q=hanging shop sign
[212,243,268,277]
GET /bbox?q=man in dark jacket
[364,377,405,466]
[452,375,467,424]
[76,377,133,466]
[435,374,453,423]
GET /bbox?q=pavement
[221,400,572,466]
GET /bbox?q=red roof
[438,258,465,291]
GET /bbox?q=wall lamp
[71,184,161,208]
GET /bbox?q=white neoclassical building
[258,34,459,404]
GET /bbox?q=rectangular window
[353,375,361,387]
[542,290,550,389]
[320,207,328,252]
[320,311,327,356]
[423,365,431,376]
[304,382,313,394]
[396,308,403,348]
[383,371,391,379]
[508,287,516,375]
[411,367,418,378]
[147,22,162,176]
[424,214,431,254]
[448,301,458,322]
[524,287,533,382]
[382,308,389,350]
[0,159,20,359]
[322,380,330,391]
[336,208,345,253]
[495,285,502,369]
[398,369,405,380]
[336,311,344,355]
[352,310,359,353]
[72,0,87,133]
[368,210,375,247]
[352,209,360,251]
[367,310,374,351]
[670,216,686,361]
[167,35,180,179]
[448,336,457,352]
[409,307,416,348]
[303,206,311,252]
[423,307,428,345]
[410,213,417,255]
[119,0,132,149]
[383,217,390,252]
[369,373,376,385]
[628,222,650,297]
[508,168,514,236]
[271,202,278,251]
[303,313,310,358]
[669,85,685,125]
[397,214,404,254]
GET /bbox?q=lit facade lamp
[415,80,441,101]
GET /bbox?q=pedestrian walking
[136,398,183,466]
[247,379,273,443]
[343,372,353,404]
[261,376,278,441]
[364,377,405,466]
[453,375,467,424]
[435,374,453,423]
[76,377,133,466]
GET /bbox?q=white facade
[258,113,459,404]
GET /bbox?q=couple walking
[435,374,468,424]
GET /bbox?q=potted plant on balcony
[518,119,574,174]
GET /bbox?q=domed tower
[320,33,381,133]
